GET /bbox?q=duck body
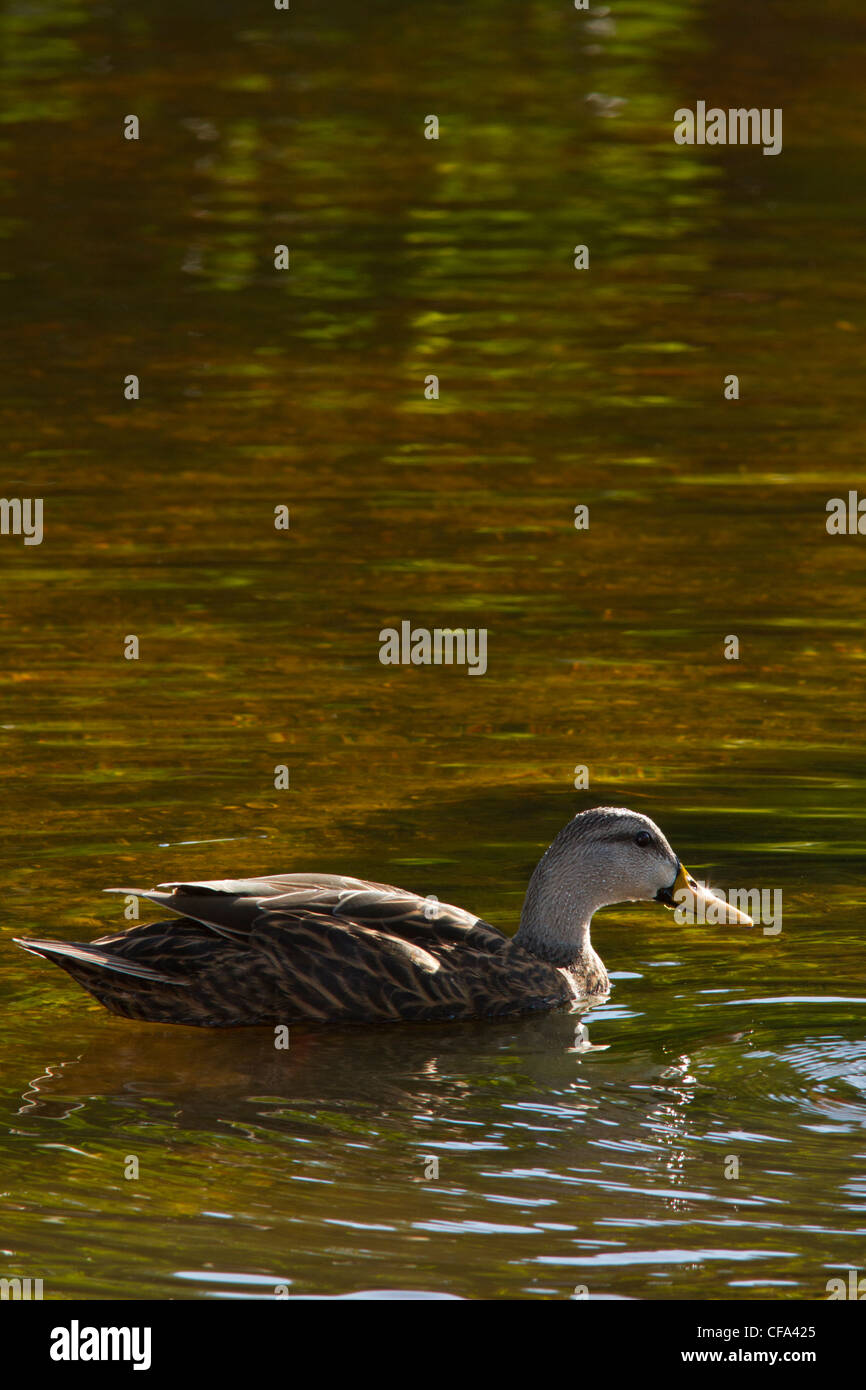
[15,807,751,1029]
[16,874,606,1027]
[15,872,608,1028]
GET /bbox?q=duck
[13,806,752,1028]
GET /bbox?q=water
[1,0,865,1300]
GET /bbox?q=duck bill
[656,862,753,926]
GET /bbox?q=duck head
[515,806,752,967]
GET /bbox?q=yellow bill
[660,862,754,926]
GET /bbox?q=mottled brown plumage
[14,808,751,1028]
[15,876,588,1026]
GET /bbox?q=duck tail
[13,936,185,984]
[12,935,194,1024]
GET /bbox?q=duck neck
[513,848,604,969]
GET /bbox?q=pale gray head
[514,805,750,968]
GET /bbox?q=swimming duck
[14,807,752,1028]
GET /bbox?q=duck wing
[18,875,548,1027]
[109,873,508,953]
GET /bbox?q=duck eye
[634,830,652,847]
